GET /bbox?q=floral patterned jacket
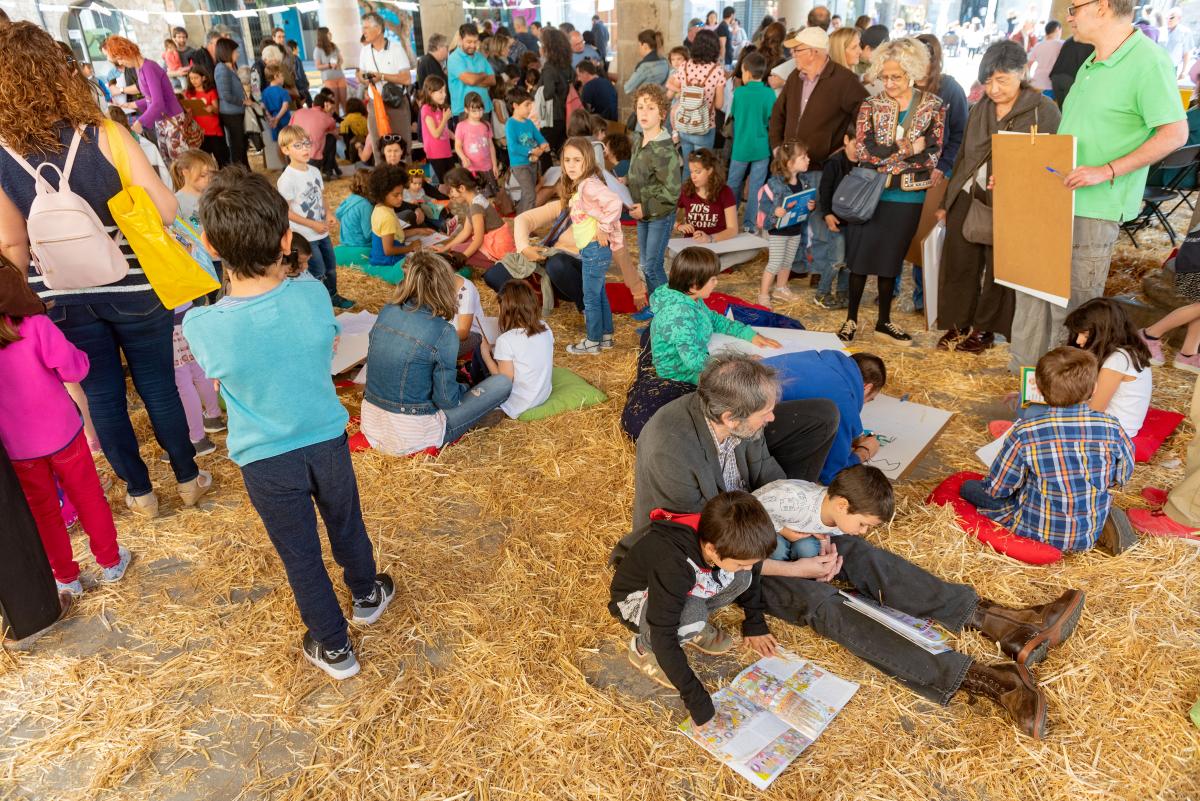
[854,89,946,192]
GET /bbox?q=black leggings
[220,113,249,167]
[847,273,897,326]
[201,133,231,167]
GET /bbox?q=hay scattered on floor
[1,176,1198,801]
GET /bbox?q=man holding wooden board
[1006,0,1188,374]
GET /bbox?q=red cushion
[649,508,702,530]
[606,282,638,314]
[704,292,770,315]
[1132,407,1185,463]
[926,471,1064,565]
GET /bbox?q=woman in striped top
[0,22,211,519]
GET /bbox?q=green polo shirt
[1060,30,1183,222]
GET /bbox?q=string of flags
[23,0,418,26]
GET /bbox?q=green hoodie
[649,285,755,384]
[627,129,682,221]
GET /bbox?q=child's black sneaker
[837,319,857,342]
[351,573,395,625]
[302,632,360,680]
[874,321,913,345]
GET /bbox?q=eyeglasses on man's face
[1066,0,1100,16]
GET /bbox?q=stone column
[415,0,465,51]
[322,0,366,70]
[615,0,685,120]
[776,0,813,30]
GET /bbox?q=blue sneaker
[631,306,654,321]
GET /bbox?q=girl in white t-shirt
[453,272,486,359]
[1065,298,1153,438]
[479,280,554,418]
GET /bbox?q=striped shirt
[0,123,153,306]
[981,403,1134,551]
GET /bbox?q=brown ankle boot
[967,589,1085,667]
[959,660,1047,739]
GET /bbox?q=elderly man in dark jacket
[614,352,1088,740]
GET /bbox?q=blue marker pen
[1045,166,1062,176]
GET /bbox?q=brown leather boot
[956,329,995,354]
[936,327,964,351]
[959,660,1047,739]
[967,589,1085,667]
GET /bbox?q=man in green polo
[1008,0,1188,373]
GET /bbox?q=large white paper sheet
[976,436,1004,469]
[668,232,768,256]
[331,310,377,375]
[858,394,954,480]
[922,220,945,330]
[709,327,846,358]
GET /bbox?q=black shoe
[837,319,857,342]
[874,321,914,345]
[352,573,395,625]
[302,632,360,679]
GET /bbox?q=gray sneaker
[202,415,226,433]
[99,546,133,583]
[627,636,673,688]
[302,632,360,680]
[599,334,615,350]
[57,578,83,596]
[566,338,603,355]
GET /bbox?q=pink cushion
[1132,407,1185,463]
[926,471,1064,565]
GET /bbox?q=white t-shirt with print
[753,479,843,536]
[1101,349,1152,438]
[494,324,555,418]
[277,165,328,242]
[456,277,485,336]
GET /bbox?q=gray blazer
[612,393,786,564]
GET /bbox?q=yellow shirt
[569,190,599,250]
[371,204,404,242]
[340,112,369,139]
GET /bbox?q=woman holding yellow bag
[0,22,212,519]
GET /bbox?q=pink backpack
[754,182,776,233]
[1,129,128,290]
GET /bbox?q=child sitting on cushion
[961,347,1135,554]
[754,464,893,560]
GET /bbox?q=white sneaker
[100,547,133,583]
[566,338,603,355]
[57,579,83,596]
[773,286,796,300]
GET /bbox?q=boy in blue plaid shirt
[962,347,1135,553]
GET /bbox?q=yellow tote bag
[103,120,218,309]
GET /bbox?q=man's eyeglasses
[1066,0,1099,16]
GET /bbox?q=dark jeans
[240,434,377,651]
[484,253,584,311]
[220,112,249,168]
[319,134,340,174]
[49,297,198,497]
[960,479,1010,511]
[761,535,976,705]
[305,236,339,297]
[763,398,840,481]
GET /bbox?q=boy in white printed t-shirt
[276,125,355,309]
[753,464,894,561]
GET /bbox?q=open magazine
[678,650,858,790]
[838,590,951,654]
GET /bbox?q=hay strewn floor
[1,177,1198,801]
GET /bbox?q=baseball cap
[783,26,830,49]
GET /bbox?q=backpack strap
[59,128,83,184]
[0,139,50,189]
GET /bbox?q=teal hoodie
[335,193,373,248]
[649,285,755,384]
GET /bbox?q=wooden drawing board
[992,132,1075,307]
[858,394,954,481]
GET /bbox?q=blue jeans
[49,296,198,497]
[443,374,512,443]
[912,265,924,310]
[678,128,716,169]
[240,433,377,651]
[306,236,339,297]
[728,158,769,231]
[770,533,823,561]
[636,216,673,296]
[960,479,1010,511]
[812,211,848,295]
[580,240,614,342]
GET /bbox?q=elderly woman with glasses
[934,41,1061,355]
[838,37,944,346]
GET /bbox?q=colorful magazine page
[1020,366,1046,406]
[679,651,857,790]
[839,591,951,654]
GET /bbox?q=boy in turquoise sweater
[183,166,394,681]
[650,247,780,383]
[727,52,776,233]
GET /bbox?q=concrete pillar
[416,0,465,51]
[322,0,366,72]
[776,0,813,30]
[1049,0,1071,30]
[615,0,685,120]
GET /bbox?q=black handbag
[381,82,407,109]
[831,166,888,224]
[1174,228,1200,301]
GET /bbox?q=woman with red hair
[105,35,192,161]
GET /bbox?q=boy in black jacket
[813,126,857,310]
[609,491,779,730]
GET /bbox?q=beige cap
[783,25,830,50]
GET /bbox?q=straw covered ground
[1,177,1198,801]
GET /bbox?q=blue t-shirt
[505,116,546,168]
[182,279,348,466]
[447,48,494,115]
[262,85,293,136]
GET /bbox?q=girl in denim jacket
[560,136,623,355]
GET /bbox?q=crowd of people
[0,0,1198,756]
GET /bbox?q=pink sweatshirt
[0,315,89,460]
[568,175,624,251]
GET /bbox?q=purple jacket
[135,58,183,128]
